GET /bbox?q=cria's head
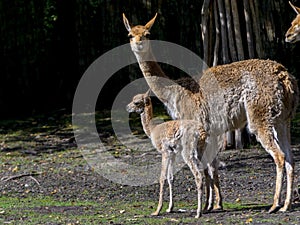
[126,90,151,114]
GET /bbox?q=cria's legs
[166,152,175,213]
[184,155,203,218]
[152,152,169,216]
[203,168,213,212]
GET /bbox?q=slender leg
[166,152,175,213]
[152,152,169,216]
[280,155,294,212]
[255,129,285,213]
[203,167,213,211]
[184,155,203,218]
[279,125,294,212]
[212,159,223,210]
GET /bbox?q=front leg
[152,152,169,216]
[203,168,213,212]
[166,152,175,213]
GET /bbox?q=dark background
[1,0,300,118]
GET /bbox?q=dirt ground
[1,113,300,224]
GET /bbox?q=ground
[0,111,300,224]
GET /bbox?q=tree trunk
[231,0,244,60]
[201,0,211,64]
[224,0,237,62]
[249,0,264,58]
[217,0,230,63]
[243,0,255,58]
[213,0,220,66]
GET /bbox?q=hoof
[195,213,202,218]
[166,208,172,213]
[213,205,223,211]
[268,205,280,214]
[151,212,159,216]
[203,205,213,212]
[279,205,290,212]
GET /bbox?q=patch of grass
[0,196,205,225]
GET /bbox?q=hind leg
[211,158,223,210]
[166,152,176,213]
[203,159,222,212]
[185,156,203,218]
[203,168,213,212]
[152,152,169,216]
[254,127,285,213]
[277,123,294,212]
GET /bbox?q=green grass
[0,196,204,225]
[0,193,274,225]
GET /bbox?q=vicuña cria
[123,13,299,213]
[286,1,300,43]
[127,91,207,218]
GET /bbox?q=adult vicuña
[127,91,206,218]
[286,1,300,43]
[123,13,299,213]
[123,13,223,212]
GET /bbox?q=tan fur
[127,92,206,218]
[286,1,300,43]
[123,13,299,213]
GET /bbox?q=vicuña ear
[123,13,131,32]
[145,89,151,97]
[145,13,158,30]
[289,1,300,15]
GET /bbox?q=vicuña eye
[144,32,150,38]
[128,34,134,39]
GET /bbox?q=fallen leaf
[12,166,19,172]
[246,217,253,223]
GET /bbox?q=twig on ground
[1,172,42,183]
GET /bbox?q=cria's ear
[144,89,151,97]
[123,13,131,32]
[289,1,300,14]
[145,13,158,30]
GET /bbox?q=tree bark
[243,0,255,58]
[217,0,229,64]
[231,0,244,60]
[201,0,211,64]
[213,0,220,66]
[249,0,264,58]
[224,0,237,61]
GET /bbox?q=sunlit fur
[286,1,300,43]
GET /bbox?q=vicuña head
[286,1,300,43]
[126,90,151,114]
[123,13,157,53]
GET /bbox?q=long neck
[134,50,187,118]
[134,50,168,79]
[134,48,207,122]
[140,104,155,138]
